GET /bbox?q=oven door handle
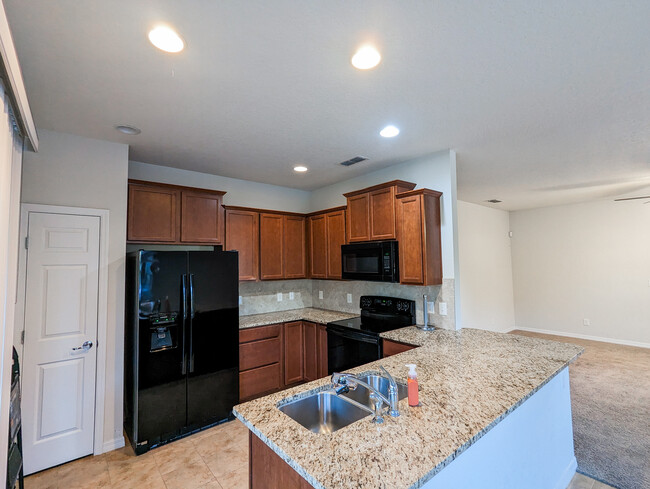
[327,327,379,344]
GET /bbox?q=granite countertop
[233,327,583,489]
[239,307,358,329]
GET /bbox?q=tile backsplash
[239,278,456,330]
[238,279,313,316]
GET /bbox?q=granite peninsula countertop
[239,308,358,329]
[233,327,584,489]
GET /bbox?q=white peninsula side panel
[423,367,576,489]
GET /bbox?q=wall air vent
[340,156,369,167]
[485,199,502,203]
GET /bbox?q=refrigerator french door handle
[181,274,188,375]
[189,274,195,373]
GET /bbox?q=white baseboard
[511,327,650,349]
[101,436,125,454]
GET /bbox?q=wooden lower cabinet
[317,324,328,378]
[239,321,329,402]
[284,321,304,385]
[239,324,283,402]
[382,339,416,357]
[250,432,311,489]
[303,322,318,382]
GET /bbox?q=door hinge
[20,330,24,344]
[24,236,28,249]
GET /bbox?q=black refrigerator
[124,250,239,454]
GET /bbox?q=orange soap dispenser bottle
[406,364,419,407]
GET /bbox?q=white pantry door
[21,212,101,474]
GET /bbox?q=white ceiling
[5,0,650,210]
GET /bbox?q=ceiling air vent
[340,156,369,167]
[485,199,502,204]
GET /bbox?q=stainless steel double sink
[278,374,408,434]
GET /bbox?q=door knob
[72,341,93,352]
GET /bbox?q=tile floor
[24,419,249,489]
[25,419,614,489]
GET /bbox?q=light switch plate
[277,292,283,302]
[427,301,435,314]
[439,302,448,316]
[319,290,323,300]
[346,293,352,303]
[289,291,295,300]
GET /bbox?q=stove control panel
[359,295,415,317]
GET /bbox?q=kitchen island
[234,328,583,489]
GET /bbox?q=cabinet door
[284,216,306,279]
[326,210,346,279]
[127,184,179,242]
[369,187,396,240]
[317,324,328,378]
[346,193,370,242]
[260,213,284,280]
[396,194,425,284]
[303,322,318,382]
[309,215,327,279]
[226,209,259,281]
[383,339,416,357]
[284,321,304,385]
[180,190,224,244]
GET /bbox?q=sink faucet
[331,366,400,422]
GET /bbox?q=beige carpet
[512,331,650,489]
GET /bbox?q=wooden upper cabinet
[180,190,225,244]
[396,189,443,286]
[260,213,285,280]
[226,209,259,281]
[344,180,416,242]
[127,180,227,245]
[283,215,306,279]
[326,210,346,279]
[308,214,327,279]
[127,183,180,242]
[346,193,370,242]
[308,208,346,280]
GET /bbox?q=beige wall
[129,160,312,213]
[510,196,650,346]
[309,150,458,280]
[457,201,515,332]
[20,129,129,449]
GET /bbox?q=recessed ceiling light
[115,125,141,135]
[351,45,381,70]
[380,125,400,138]
[293,166,308,173]
[148,26,184,53]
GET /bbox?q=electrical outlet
[347,293,352,303]
[319,290,323,300]
[238,296,242,306]
[439,302,447,316]
[583,318,590,326]
[289,291,295,300]
[277,292,283,302]
[427,301,435,314]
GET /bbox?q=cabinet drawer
[239,363,282,401]
[239,324,281,343]
[239,338,281,371]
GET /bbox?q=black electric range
[326,296,415,373]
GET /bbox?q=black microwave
[341,240,399,282]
